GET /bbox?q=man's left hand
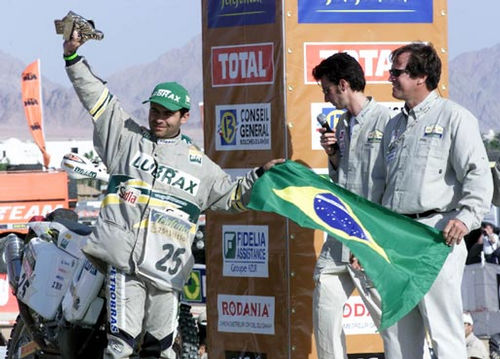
[442,219,469,246]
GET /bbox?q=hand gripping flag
[248,160,450,330]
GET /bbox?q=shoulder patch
[423,125,444,138]
[188,147,203,166]
[367,130,383,143]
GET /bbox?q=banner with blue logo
[208,0,276,28]
[298,0,433,24]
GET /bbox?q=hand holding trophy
[54,11,104,43]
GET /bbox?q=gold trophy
[54,11,104,42]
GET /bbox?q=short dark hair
[179,108,189,117]
[391,43,442,91]
[312,53,366,92]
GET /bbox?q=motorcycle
[1,153,203,359]
[2,208,107,359]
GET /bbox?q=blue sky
[0,0,202,85]
[0,0,498,85]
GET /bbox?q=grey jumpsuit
[66,57,261,358]
[313,98,390,359]
[381,91,492,359]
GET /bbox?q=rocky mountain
[105,34,203,144]
[1,37,499,145]
[0,34,203,144]
[449,43,500,132]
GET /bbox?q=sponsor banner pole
[202,1,288,358]
[284,0,448,356]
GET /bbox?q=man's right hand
[319,127,338,156]
[63,30,83,56]
[442,218,468,246]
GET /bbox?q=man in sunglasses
[381,43,492,359]
[311,53,391,359]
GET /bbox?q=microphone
[316,113,339,153]
[316,113,332,133]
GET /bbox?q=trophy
[54,11,104,42]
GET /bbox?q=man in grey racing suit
[63,32,283,358]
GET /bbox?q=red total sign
[304,42,408,84]
[211,43,274,87]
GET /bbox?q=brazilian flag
[248,160,450,330]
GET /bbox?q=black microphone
[316,113,332,133]
[317,113,339,152]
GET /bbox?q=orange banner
[21,59,50,168]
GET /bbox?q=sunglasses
[389,68,408,77]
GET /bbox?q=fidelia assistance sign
[222,225,269,277]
